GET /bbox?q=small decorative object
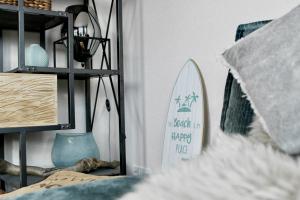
[51,132,100,168]
[0,158,119,177]
[25,44,49,67]
[61,4,101,63]
[0,0,52,10]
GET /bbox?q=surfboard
[162,59,205,170]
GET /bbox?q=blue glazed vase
[25,44,49,67]
[51,132,100,168]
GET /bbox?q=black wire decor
[53,0,114,73]
[61,3,102,63]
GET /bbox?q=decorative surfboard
[162,59,205,170]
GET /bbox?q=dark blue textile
[7,176,142,200]
[220,20,271,134]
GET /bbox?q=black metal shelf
[7,67,119,80]
[8,66,69,75]
[0,0,127,190]
[73,68,119,79]
[0,124,72,134]
[0,4,68,32]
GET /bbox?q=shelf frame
[0,6,76,134]
[0,3,69,32]
[0,0,127,189]
[116,0,126,176]
[0,0,75,188]
[6,67,119,80]
[18,0,26,187]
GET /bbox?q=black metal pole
[85,74,92,132]
[0,29,4,160]
[0,29,3,73]
[107,39,119,112]
[116,0,126,175]
[0,29,5,191]
[67,13,75,129]
[109,75,119,112]
[91,0,98,17]
[53,42,57,68]
[82,0,92,133]
[40,31,46,49]
[18,0,25,69]
[107,39,120,112]
[91,76,101,129]
[100,0,114,70]
[103,1,119,115]
[17,0,27,188]
[91,0,115,128]
[19,131,27,187]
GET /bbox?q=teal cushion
[220,20,271,134]
[7,176,142,200]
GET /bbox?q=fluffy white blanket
[121,128,300,200]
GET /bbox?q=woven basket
[0,0,52,10]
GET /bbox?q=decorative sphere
[51,132,100,168]
[25,44,49,67]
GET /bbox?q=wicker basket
[0,0,52,10]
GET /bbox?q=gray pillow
[222,5,300,154]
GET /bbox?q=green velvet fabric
[220,20,271,134]
[7,177,142,200]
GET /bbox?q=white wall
[3,0,300,174]
[136,0,300,173]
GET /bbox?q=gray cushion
[223,5,300,154]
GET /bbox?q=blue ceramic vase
[51,132,100,168]
[25,44,49,67]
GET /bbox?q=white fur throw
[121,132,300,200]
